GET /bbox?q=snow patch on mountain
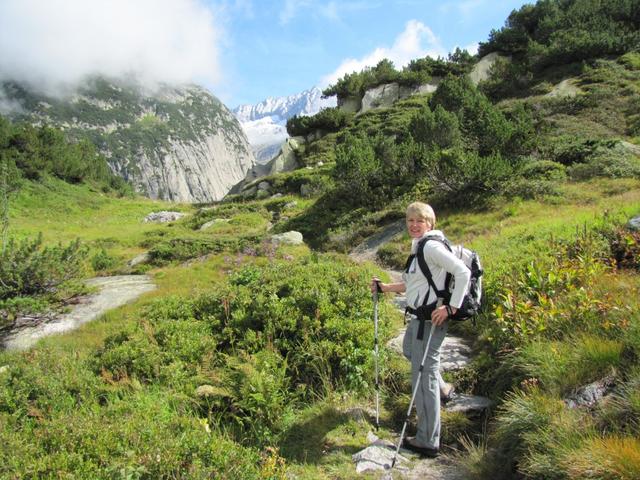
[234,87,336,163]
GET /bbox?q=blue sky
[214,0,533,107]
[0,0,532,110]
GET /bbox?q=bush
[147,235,261,264]
[376,242,407,269]
[223,350,292,444]
[478,0,640,72]
[519,159,567,181]
[286,108,354,137]
[0,234,88,300]
[606,226,640,271]
[0,115,127,193]
[483,228,612,350]
[90,247,117,273]
[568,146,640,180]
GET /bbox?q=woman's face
[406,215,430,239]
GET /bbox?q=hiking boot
[402,438,439,458]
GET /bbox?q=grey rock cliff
[2,78,254,203]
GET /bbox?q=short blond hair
[406,202,436,229]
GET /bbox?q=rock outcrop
[469,52,507,85]
[2,78,255,203]
[230,136,303,196]
[359,81,440,114]
[342,52,508,116]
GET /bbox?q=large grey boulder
[270,231,304,245]
[128,252,151,267]
[144,211,186,223]
[545,78,581,98]
[629,215,640,231]
[352,445,408,474]
[268,137,301,176]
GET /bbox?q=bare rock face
[2,77,255,203]
[469,52,508,85]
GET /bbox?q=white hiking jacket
[403,230,471,310]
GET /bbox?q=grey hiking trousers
[402,316,448,449]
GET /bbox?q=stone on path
[352,432,409,474]
[387,329,473,372]
[444,394,493,414]
[440,337,473,371]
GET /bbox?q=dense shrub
[605,226,640,271]
[322,52,475,101]
[0,115,131,195]
[567,146,640,180]
[332,133,418,208]
[519,159,567,181]
[147,235,261,264]
[479,0,640,71]
[90,247,118,273]
[0,234,88,300]
[92,254,388,446]
[286,107,354,137]
[480,225,618,351]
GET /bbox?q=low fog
[0,0,222,97]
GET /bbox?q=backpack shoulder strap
[416,236,452,303]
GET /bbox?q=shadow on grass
[278,405,364,464]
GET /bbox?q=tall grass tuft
[562,437,640,480]
[510,335,623,396]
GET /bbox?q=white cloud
[464,42,480,55]
[280,0,313,25]
[0,0,222,96]
[320,20,446,87]
[279,0,373,25]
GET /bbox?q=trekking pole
[389,320,437,469]
[372,280,382,431]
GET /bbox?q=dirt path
[1,275,156,350]
[349,219,405,263]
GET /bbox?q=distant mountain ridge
[234,86,335,122]
[233,87,336,163]
[1,77,255,202]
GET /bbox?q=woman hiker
[371,202,470,458]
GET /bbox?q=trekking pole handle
[372,279,382,301]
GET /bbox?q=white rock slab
[444,394,492,414]
[2,275,156,350]
[352,445,409,473]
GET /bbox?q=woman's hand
[370,277,384,294]
[431,305,457,326]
